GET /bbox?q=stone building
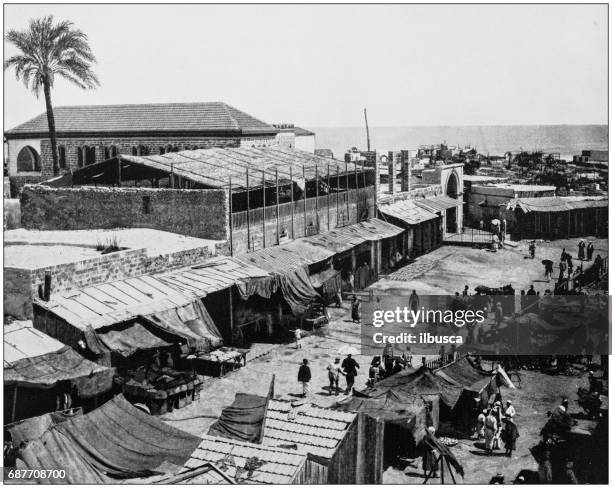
[4,101,279,192]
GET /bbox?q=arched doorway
[16,146,41,172]
[445,171,459,233]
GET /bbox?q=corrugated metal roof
[37,257,270,329]
[413,195,462,213]
[6,102,276,136]
[302,218,403,253]
[262,400,356,460]
[4,321,65,366]
[185,434,307,484]
[379,200,440,225]
[73,146,370,190]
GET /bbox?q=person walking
[476,409,487,439]
[586,241,594,261]
[504,400,516,419]
[578,240,586,261]
[327,357,343,395]
[558,260,567,281]
[420,426,439,479]
[501,416,519,457]
[484,409,497,456]
[544,261,554,282]
[342,353,360,395]
[351,295,361,323]
[294,328,302,349]
[495,302,503,327]
[409,290,419,313]
[297,359,311,398]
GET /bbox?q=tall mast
[364,107,371,152]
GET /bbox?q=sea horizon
[310,124,608,160]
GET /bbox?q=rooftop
[262,399,356,459]
[4,320,64,366]
[185,434,307,484]
[4,228,222,269]
[71,147,369,190]
[5,102,277,138]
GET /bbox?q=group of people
[297,353,361,397]
[367,346,413,386]
[476,400,520,457]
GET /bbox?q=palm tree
[4,16,99,175]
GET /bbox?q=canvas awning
[414,195,462,213]
[143,300,224,352]
[302,218,404,253]
[96,322,172,357]
[378,200,440,226]
[20,395,201,484]
[36,257,271,331]
[4,322,115,398]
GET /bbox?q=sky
[3,4,608,130]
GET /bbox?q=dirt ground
[383,369,593,484]
[160,238,607,483]
[370,237,608,295]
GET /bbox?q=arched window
[16,146,41,172]
[85,146,96,166]
[446,171,459,199]
[77,147,84,167]
[103,147,110,160]
[159,147,166,155]
[58,146,67,169]
[110,146,118,158]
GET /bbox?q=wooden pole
[228,288,234,345]
[246,168,251,251]
[345,161,350,222]
[290,166,295,239]
[315,165,319,232]
[276,168,280,244]
[336,165,340,224]
[327,164,331,231]
[262,169,266,248]
[11,385,18,422]
[440,454,445,484]
[170,162,175,188]
[117,157,122,187]
[303,165,307,236]
[229,176,234,256]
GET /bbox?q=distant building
[273,123,316,152]
[5,102,279,190]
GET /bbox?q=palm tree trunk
[43,79,59,176]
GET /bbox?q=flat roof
[4,228,222,269]
[4,320,64,366]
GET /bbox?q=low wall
[4,241,220,320]
[20,185,230,241]
[4,199,21,229]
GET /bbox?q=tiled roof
[185,434,307,484]
[262,400,356,460]
[5,102,277,137]
[294,126,315,137]
[379,200,440,226]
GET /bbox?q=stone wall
[4,240,221,320]
[38,136,243,176]
[20,185,230,241]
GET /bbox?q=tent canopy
[20,395,201,484]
